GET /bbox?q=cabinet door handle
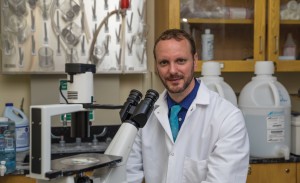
[259,36,263,54]
[285,168,290,173]
[274,36,279,54]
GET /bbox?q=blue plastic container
[0,117,16,174]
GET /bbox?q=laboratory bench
[250,154,300,164]
[0,125,120,183]
[2,125,300,182]
[2,154,300,183]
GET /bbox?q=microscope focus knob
[76,175,91,183]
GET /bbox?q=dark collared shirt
[167,78,200,129]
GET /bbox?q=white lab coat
[126,82,250,183]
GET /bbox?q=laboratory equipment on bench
[199,61,237,106]
[3,103,29,152]
[0,117,16,175]
[0,160,7,176]
[291,115,300,155]
[239,61,291,160]
[28,63,159,183]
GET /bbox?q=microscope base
[44,153,121,180]
[37,176,75,183]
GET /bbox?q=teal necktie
[170,105,181,141]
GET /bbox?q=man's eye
[177,59,187,64]
[159,60,168,66]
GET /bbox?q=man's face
[155,38,197,95]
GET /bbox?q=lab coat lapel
[154,90,175,143]
[176,82,211,140]
[180,81,210,121]
[153,84,212,145]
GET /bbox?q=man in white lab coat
[126,29,250,183]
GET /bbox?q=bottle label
[0,125,8,134]
[266,111,285,142]
[16,125,29,148]
[202,40,214,60]
[5,137,14,150]
[0,138,4,149]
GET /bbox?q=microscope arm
[29,104,85,180]
[92,122,138,183]
[28,86,158,183]
[92,89,158,183]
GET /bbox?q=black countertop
[250,154,300,164]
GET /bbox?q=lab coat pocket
[234,174,248,183]
[182,157,208,183]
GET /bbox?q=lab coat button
[170,152,174,156]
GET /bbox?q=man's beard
[159,72,194,94]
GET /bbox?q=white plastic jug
[199,61,237,106]
[238,61,291,160]
[3,103,29,152]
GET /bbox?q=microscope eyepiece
[144,89,159,102]
[127,89,143,105]
[119,89,143,122]
[130,89,159,128]
[120,89,159,128]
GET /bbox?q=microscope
[28,62,159,183]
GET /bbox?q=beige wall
[1,1,300,126]
[0,0,158,126]
[0,75,31,116]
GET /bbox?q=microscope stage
[45,153,122,179]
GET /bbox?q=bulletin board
[1,0,147,74]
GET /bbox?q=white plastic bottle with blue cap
[3,103,29,152]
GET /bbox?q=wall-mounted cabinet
[268,0,300,71]
[155,0,300,72]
